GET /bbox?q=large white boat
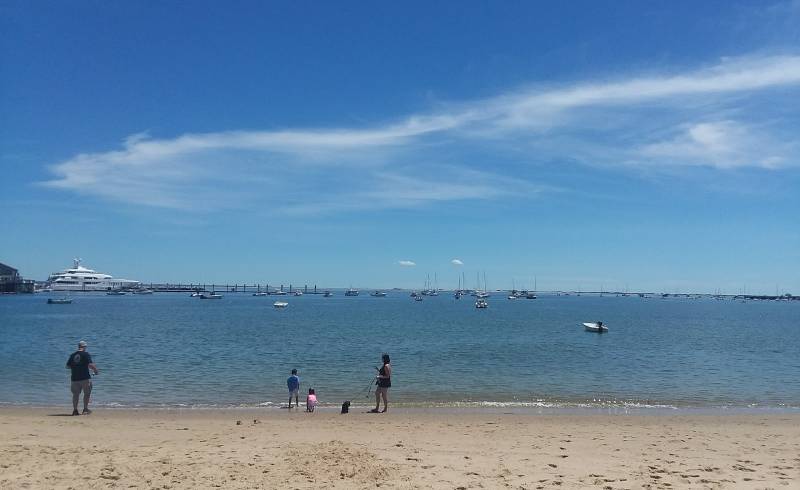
[47,259,140,291]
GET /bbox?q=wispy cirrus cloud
[451,259,464,266]
[636,120,792,169]
[398,260,416,267]
[41,53,800,212]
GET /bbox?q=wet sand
[1,407,798,489]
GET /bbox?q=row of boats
[46,287,154,303]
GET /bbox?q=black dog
[340,400,350,414]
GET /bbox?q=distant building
[0,262,34,293]
[0,263,19,292]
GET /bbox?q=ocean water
[1,292,798,409]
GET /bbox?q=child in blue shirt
[287,369,300,409]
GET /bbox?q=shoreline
[2,408,798,488]
[3,402,800,416]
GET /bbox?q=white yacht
[47,259,140,291]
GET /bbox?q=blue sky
[2,1,799,294]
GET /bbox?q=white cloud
[41,53,800,211]
[451,259,464,266]
[637,121,790,169]
[398,260,416,267]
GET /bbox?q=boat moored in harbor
[47,297,72,304]
[47,259,140,291]
[583,322,608,333]
[273,301,289,308]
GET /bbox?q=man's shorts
[71,379,92,395]
[289,388,299,398]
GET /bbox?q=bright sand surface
[1,408,798,489]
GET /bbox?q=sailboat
[476,272,490,308]
[526,277,537,299]
[475,272,490,298]
[508,278,519,300]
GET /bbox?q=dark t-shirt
[66,351,93,381]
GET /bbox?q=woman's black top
[378,364,391,388]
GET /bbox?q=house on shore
[0,262,34,293]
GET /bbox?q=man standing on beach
[287,369,300,409]
[66,340,99,416]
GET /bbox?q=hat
[78,340,88,347]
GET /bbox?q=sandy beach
[1,408,797,489]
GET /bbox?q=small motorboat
[133,289,153,295]
[371,291,387,297]
[200,292,223,299]
[344,288,359,296]
[106,290,126,296]
[583,322,608,333]
[475,299,489,309]
[293,291,303,296]
[47,298,72,304]
[252,291,269,296]
[323,291,333,297]
[190,291,203,297]
[507,295,518,300]
[273,301,289,308]
[414,295,423,301]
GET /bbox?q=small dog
[340,400,351,414]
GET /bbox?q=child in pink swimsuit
[306,388,317,412]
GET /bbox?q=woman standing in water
[371,354,391,413]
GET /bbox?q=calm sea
[1,292,798,410]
